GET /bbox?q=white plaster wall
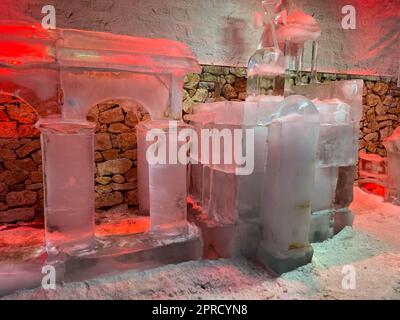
[1,0,399,77]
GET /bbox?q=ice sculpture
[293,80,363,241]
[187,100,276,259]
[0,3,365,294]
[358,152,387,197]
[187,95,320,273]
[257,95,319,273]
[0,23,202,295]
[357,127,400,205]
[275,5,321,86]
[247,1,285,97]
[383,127,400,205]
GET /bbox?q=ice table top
[0,23,200,75]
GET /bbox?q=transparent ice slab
[137,121,190,235]
[39,119,96,254]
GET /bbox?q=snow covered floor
[2,187,400,300]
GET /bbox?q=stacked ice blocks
[188,96,321,273]
[293,80,363,242]
[187,99,282,258]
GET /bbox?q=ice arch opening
[86,99,151,237]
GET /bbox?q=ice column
[257,96,319,274]
[137,121,189,235]
[38,119,96,254]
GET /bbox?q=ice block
[38,119,96,254]
[257,95,320,274]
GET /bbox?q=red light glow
[361,183,386,197]
[8,60,21,65]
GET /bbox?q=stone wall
[360,81,400,157]
[0,96,43,223]
[88,101,149,213]
[0,66,399,224]
[183,66,247,113]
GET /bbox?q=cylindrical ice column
[257,96,320,274]
[137,120,189,235]
[37,119,96,254]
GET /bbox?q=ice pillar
[137,121,189,235]
[38,119,96,254]
[257,96,319,274]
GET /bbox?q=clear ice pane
[39,120,96,253]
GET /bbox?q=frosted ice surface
[258,96,319,271]
[313,99,351,124]
[293,80,363,122]
[311,166,338,212]
[317,122,359,167]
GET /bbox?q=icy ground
[2,187,400,300]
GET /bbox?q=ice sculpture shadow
[222,17,248,63]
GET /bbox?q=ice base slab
[256,243,314,275]
[0,226,46,296]
[62,223,202,282]
[0,223,202,295]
